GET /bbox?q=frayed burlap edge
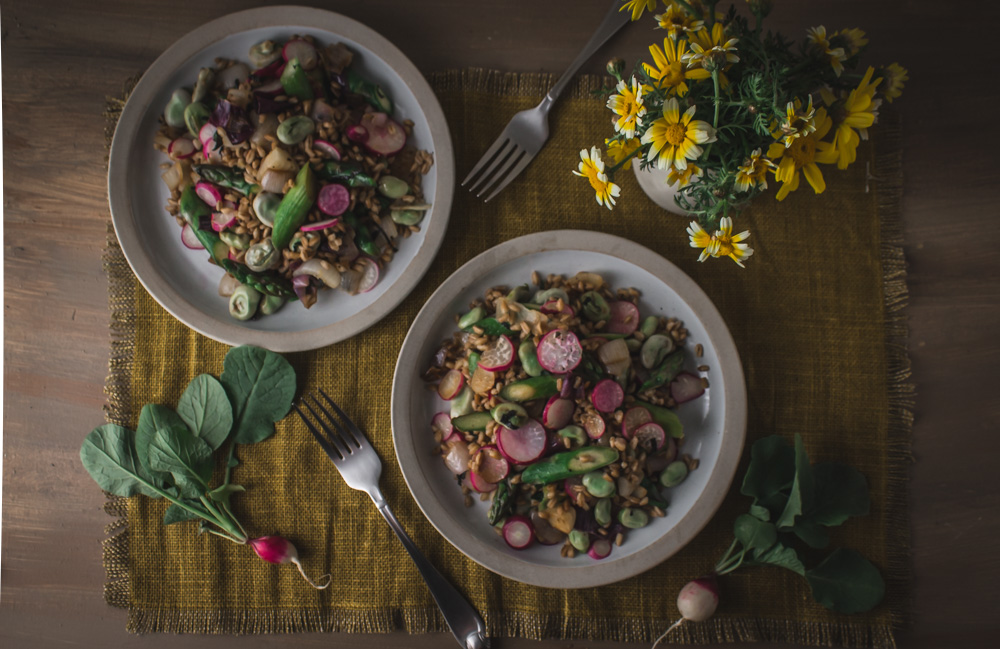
[100,70,911,646]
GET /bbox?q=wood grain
[3,1,999,647]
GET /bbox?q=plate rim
[107,5,454,352]
[390,229,747,588]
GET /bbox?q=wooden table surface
[3,1,998,647]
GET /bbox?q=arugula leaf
[776,434,815,529]
[220,346,296,445]
[792,520,831,549]
[749,502,771,521]
[806,548,886,613]
[163,502,205,525]
[148,424,214,497]
[809,462,870,526]
[177,374,233,450]
[733,514,777,554]
[740,435,796,503]
[79,424,163,499]
[749,541,806,576]
[207,483,245,503]
[135,404,188,485]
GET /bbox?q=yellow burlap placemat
[101,69,911,645]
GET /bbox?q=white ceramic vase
[631,163,692,217]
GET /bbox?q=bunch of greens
[80,345,329,588]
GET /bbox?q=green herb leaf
[792,520,831,549]
[733,514,777,554]
[177,374,233,450]
[749,541,806,576]
[135,404,188,485]
[740,435,795,503]
[749,503,771,521]
[207,483,246,503]
[776,434,815,529]
[148,424,214,497]
[809,462,870,526]
[805,548,885,613]
[79,424,162,498]
[220,346,296,445]
[163,502,205,525]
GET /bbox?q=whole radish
[651,575,719,649]
[249,536,331,589]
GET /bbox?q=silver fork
[462,0,632,201]
[295,390,489,649]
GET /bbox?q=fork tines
[294,389,362,462]
[462,138,530,201]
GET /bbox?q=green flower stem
[701,69,722,166]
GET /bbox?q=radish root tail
[291,557,332,589]
[651,617,685,649]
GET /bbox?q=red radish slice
[478,335,514,372]
[469,470,497,493]
[540,299,574,317]
[531,511,566,545]
[581,411,607,440]
[211,211,236,232]
[355,257,380,293]
[671,372,706,404]
[632,422,666,450]
[476,445,510,483]
[313,139,342,160]
[253,79,284,97]
[536,329,583,373]
[591,379,625,413]
[318,183,351,216]
[646,439,678,473]
[168,137,196,159]
[542,396,575,430]
[622,406,653,437]
[431,412,457,442]
[437,369,465,400]
[502,515,535,550]
[180,224,204,249]
[300,218,340,232]
[252,62,285,80]
[199,123,218,146]
[346,124,368,143]
[564,475,583,499]
[361,112,407,156]
[496,419,547,464]
[607,300,640,335]
[196,182,222,207]
[588,537,612,560]
[444,441,471,474]
[282,39,319,69]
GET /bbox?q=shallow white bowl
[108,6,454,352]
[391,230,746,588]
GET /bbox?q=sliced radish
[431,412,457,442]
[646,439,678,473]
[502,515,535,550]
[476,445,510,483]
[631,422,666,450]
[313,139,342,160]
[591,379,625,413]
[478,335,514,372]
[531,510,566,545]
[581,411,607,440]
[198,123,218,146]
[469,470,497,493]
[540,299,575,317]
[180,224,204,249]
[671,372,706,404]
[607,300,641,335]
[536,329,582,373]
[300,218,340,232]
[443,441,471,474]
[211,211,236,232]
[282,39,319,70]
[355,256,380,293]
[252,61,285,79]
[317,183,350,216]
[496,419,547,464]
[564,475,583,499]
[346,124,368,143]
[196,182,222,207]
[437,369,465,400]
[168,137,196,160]
[542,396,575,430]
[622,406,653,437]
[588,537,612,559]
[361,112,407,156]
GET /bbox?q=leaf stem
[199,495,247,543]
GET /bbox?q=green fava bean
[277,115,315,145]
[557,425,586,446]
[184,101,211,137]
[391,209,424,226]
[259,294,286,315]
[580,290,611,321]
[164,89,191,128]
[457,306,485,330]
[377,175,409,199]
[594,498,613,527]
[518,340,543,377]
[568,530,590,552]
[582,470,616,498]
[640,315,659,337]
[220,231,250,250]
[618,507,649,529]
[660,460,689,487]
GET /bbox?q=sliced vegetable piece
[542,396,575,430]
[476,445,510,483]
[449,386,474,418]
[631,422,666,451]
[271,163,318,249]
[437,369,465,400]
[531,510,566,545]
[491,402,528,430]
[581,410,607,440]
[279,57,313,100]
[596,338,631,377]
[443,441,471,474]
[634,400,684,438]
[588,537,612,559]
[607,300,640,335]
[640,334,676,369]
[590,379,625,413]
[518,340,543,377]
[469,366,495,395]
[621,406,653,437]
[536,329,583,373]
[180,224,204,249]
[478,335,514,372]
[496,419,547,464]
[520,446,619,484]
[361,112,406,155]
[452,411,493,433]
[313,139,342,160]
[355,257,380,293]
[469,470,497,493]
[196,182,222,207]
[499,375,560,402]
[317,183,351,216]
[502,515,535,550]
[299,218,340,232]
[432,412,458,442]
[282,39,318,69]
[671,371,706,403]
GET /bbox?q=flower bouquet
[575,0,907,266]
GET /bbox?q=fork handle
[371,493,489,649]
[543,0,633,108]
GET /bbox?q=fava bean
[377,175,409,199]
[660,460,689,488]
[276,115,315,145]
[618,507,649,529]
[582,470,616,498]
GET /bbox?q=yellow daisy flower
[643,38,711,97]
[683,22,740,71]
[837,28,868,56]
[824,66,882,169]
[806,26,847,76]
[654,3,704,40]
[606,77,647,139]
[573,146,621,210]
[640,97,717,171]
[686,221,715,262]
[668,163,702,188]
[881,63,908,103]
[734,149,776,192]
[776,96,817,148]
[767,106,838,200]
[687,217,753,267]
[620,0,657,21]
[605,137,641,171]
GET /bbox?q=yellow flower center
[786,136,816,167]
[665,123,688,146]
[714,237,735,258]
[663,62,686,87]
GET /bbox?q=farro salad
[154,35,433,320]
[424,271,707,560]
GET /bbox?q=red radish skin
[469,470,497,493]
[502,516,535,550]
[282,39,318,69]
[211,211,236,232]
[621,406,653,437]
[542,396,575,430]
[475,445,510,483]
[581,411,607,440]
[443,441,471,474]
[252,62,285,79]
[671,372,706,404]
[248,536,331,589]
[563,476,583,499]
[631,421,666,450]
[168,137,196,159]
[300,218,340,232]
[540,299,574,317]
[431,412,457,442]
[588,537,612,559]
[591,379,625,413]
[536,329,583,373]
[317,183,351,216]
[199,123,218,146]
[607,300,641,335]
[646,438,678,473]
[361,112,407,155]
[677,576,719,621]
[437,369,465,400]
[496,419,547,464]
[478,335,514,372]
[196,182,222,207]
[313,139,342,160]
[346,124,368,143]
[180,224,204,249]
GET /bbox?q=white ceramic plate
[108,6,454,352]
[391,230,747,588]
